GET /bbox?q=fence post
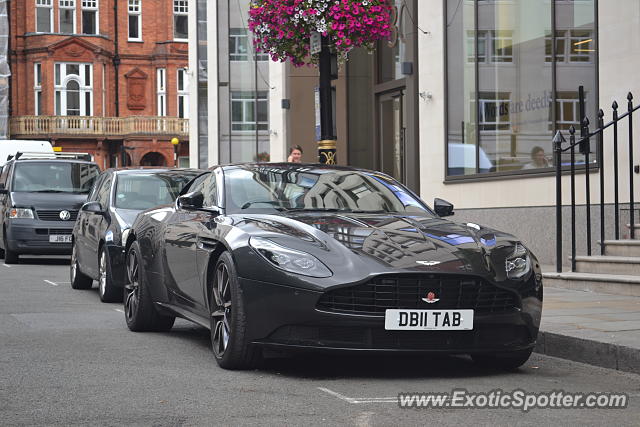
[554,131,566,273]
[569,126,577,272]
[612,101,620,240]
[583,117,592,255]
[598,109,605,254]
[628,92,636,239]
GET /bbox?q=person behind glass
[522,146,552,169]
[287,145,303,163]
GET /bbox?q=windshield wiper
[32,189,69,193]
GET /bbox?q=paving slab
[537,286,640,375]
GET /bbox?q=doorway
[378,90,406,184]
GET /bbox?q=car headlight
[8,208,34,219]
[249,236,332,278]
[505,242,531,280]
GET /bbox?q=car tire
[98,247,122,303]
[210,252,262,370]
[70,241,93,289]
[124,241,175,332]
[471,348,534,370]
[3,232,18,264]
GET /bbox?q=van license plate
[49,235,72,243]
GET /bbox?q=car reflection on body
[70,168,204,302]
[123,163,543,370]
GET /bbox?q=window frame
[157,68,166,117]
[54,62,93,116]
[34,63,43,116]
[173,0,188,41]
[81,0,99,35]
[230,91,269,132]
[128,0,142,41]
[177,68,189,118]
[59,0,77,34]
[35,0,53,33]
[444,0,599,182]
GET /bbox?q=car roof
[109,168,205,175]
[219,162,374,173]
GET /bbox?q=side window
[202,174,217,207]
[97,175,112,207]
[87,174,105,202]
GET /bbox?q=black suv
[0,152,100,263]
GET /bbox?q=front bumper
[5,220,74,255]
[240,277,542,354]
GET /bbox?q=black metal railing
[554,92,639,273]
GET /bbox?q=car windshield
[224,166,434,215]
[12,162,99,193]
[114,172,199,210]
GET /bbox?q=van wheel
[3,234,18,264]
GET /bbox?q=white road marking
[2,264,11,268]
[44,280,59,286]
[114,308,124,313]
[317,387,397,404]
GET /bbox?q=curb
[534,330,640,376]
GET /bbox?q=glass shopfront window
[446,0,596,178]
[218,1,270,163]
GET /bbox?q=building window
[173,0,188,40]
[177,68,189,118]
[229,28,249,61]
[36,0,53,33]
[82,0,98,35]
[157,68,166,116]
[231,91,268,132]
[128,0,141,41]
[59,0,76,33]
[34,63,42,115]
[54,63,93,116]
[229,28,268,61]
[446,0,597,177]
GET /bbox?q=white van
[0,140,54,166]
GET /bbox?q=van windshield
[12,162,100,193]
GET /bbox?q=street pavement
[1,256,639,426]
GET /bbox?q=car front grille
[36,210,78,221]
[316,274,519,316]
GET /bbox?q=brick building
[8,0,190,169]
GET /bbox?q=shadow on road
[163,324,527,379]
[8,256,70,266]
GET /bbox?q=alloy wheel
[99,250,107,297]
[124,250,140,321]
[70,244,78,283]
[211,263,232,357]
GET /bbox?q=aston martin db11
[123,163,543,370]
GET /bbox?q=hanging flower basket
[248,0,394,67]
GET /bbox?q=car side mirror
[178,191,204,210]
[434,198,454,217]
[82,201,105,215]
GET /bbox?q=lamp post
[171,137,179,167]
[317,35,337,165]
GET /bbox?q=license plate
[384,309,474,330]
[49,235,72,243]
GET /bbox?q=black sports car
[70,168,203,302]
[123,164,543,370]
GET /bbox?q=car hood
[9,191,88,210]
[233,212,520,276]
